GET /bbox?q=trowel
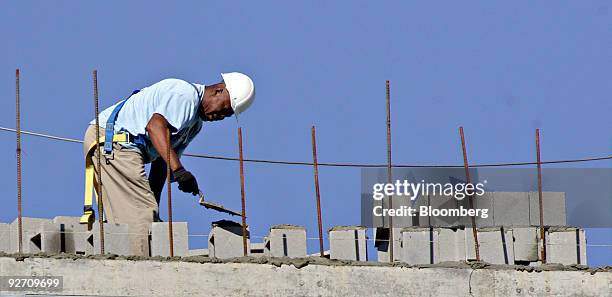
[198,191,243,217]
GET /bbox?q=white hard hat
[221,72,255,116]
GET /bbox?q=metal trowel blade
[198,195,243,217]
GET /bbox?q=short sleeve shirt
[91,78,204,162]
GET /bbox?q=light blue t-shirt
[91,78,205,163]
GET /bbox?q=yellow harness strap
[80,133,129,229]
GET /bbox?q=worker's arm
[147,113,183,171]
[146,113,199,195]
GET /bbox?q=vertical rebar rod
[459,127,480,261]
[16,69,23,254]
[536,129,546,263]
[311,126,325,257]
[386,80,394,262]
[166,127,174,257]
[238,127,248,256]
[93,70,105,254]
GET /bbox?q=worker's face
[201,84,234,121]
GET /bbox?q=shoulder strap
[104,90,140,154]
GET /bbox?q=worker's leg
[83,125,159,256]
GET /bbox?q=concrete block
[264,225,307,258]
[529,192,566,226]
[427,194,460,227]
[544,227,587,265]
[437,227,466,263]
[492,192,530,226]
[374,227,401,262]
[208,220,250,259]
[9,217,60,254]
[466,227,514,264]
[511,227,539,263]
[457,192,495,227]
[150,222,189,257]
[250,242,266,257]
[329,226,367,261]
[90,222,129,256]
[389,195,415,228]
[0,223,10,253]
[188,249,209,256]
[401,227,466,264]
[410,193,430,227]
[52,216,92,255]
[400,227,434,264]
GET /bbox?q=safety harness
[80,90,145,229]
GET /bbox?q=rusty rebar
[93,70,105,254]
[238,127,248,256]
[536,129,546,263]
[459,127,480,261]
[386,80,394,262]
[311,126,325,257]
[167,127,174,257]
[16,69,23,253]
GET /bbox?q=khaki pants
[83,125,158,256]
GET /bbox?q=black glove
[173,167,199,195]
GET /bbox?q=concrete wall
[0,255,610,297]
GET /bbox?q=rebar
[311,126,325,257]
[167,127,174,257]
[459,127,480,261]
[536,129,546,263]
[386,80,394,262]
[93,70,105,254]
[238,127,248,256]
[16,69,23,253]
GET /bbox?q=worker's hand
[173,167,199,195]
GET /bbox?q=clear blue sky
[0,1,610,265]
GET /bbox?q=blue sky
[0,1,610,265]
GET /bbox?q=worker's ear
[214,87,224,96]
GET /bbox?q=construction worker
[82,72,255,256]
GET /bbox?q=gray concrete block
[251,242,266,257]
[53,216,92,255]
[427,194,460,227]
[0,223,10,253]
[492,192,530,226]
[9,217,60,254]
[466,227,514,264]
[264,225,307,258]
[401,227,467,264]
[389,195,415,228]
[374,227,401,262]
[400,227,434,264]
[529,192,566,226]
[208,220,250,259]
[544,227,587,265]
[411,193,430,227]
[457,192,495,227]
[150,222,189,257]
[90,222,129,256]
[329,226,367,261]
[437,227,466,263]
[188,249,209,256]
[511,227,539,263]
